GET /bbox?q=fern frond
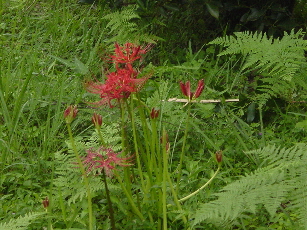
[287,169,307,228]
[86,123,122,151]
[209,29,307,104]
[255,76,295,105]
[210,31,274,56]
[53,152,101,205]
[103,6,140,33]
[248,144,307,171]
[59,118,123,200]
[209,30,306,81]
[0,212,45,230]
[103,6,159,44]
[192,144,307,229]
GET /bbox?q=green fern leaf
[0,212,45,230]
[192,144,307,229]
[103,6,160,44]
[209,29,307,104]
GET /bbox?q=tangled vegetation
[1,1,307,229]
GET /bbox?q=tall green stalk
[114,170,144,220]
[66,123,93,230]
[162,129,168,230]
[127,98,146,191]
[176,103,191,193]
[178,164,221,203]
[102,170,116,230]
[95,122,116,229]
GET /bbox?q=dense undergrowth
[1,1,307,229]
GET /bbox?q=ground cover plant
[1,0,307,229]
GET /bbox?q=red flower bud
[215,150,223,163]
[179,79,204,101]
[150,108,160,119]
[92,113,103,129]
[194,79,205,99]
[42,197,49,209]
[64,105,78,124]
[180,81,191,99]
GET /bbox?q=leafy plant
[193,144,307,229]
[2,1,307,229]
[209,29,307,105]
[0,212,45,230]
[102,5,160,44]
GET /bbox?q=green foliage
[1,0,307,229]
[210,29,306,81]
[53,151,105,205]
[53,121,122,204]
[193,144,307,229]
[209,29,307,104]
[103,6,160,44]
[0,212,45,230]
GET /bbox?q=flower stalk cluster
[61,42,222,230]
[84,42,152,227]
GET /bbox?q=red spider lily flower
[86,68,148,107]
[150,108,160,119]
[179,79,205,101]
[92,113,103,129]
[111,43,152,68]
[104,148,134,167]
[86,42,151,107]
[83,147,133,177]
[64,105,78,124]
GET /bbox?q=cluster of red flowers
[83,147,132,177]
[86,43,151,107]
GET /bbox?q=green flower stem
[114,170,145,220]
[176,103,191,193]
[259,106,265,147]
[132,96,158,184]
[162,130,168,230]
[102,170,116,230]
[133,97,151,166]
[128,97,156,225]
[127,98,146,191]
[58,188,68,226]
[150,117,159,176]
[119,100,134,205]
[96,128,106,146]
[178,165,221,203]
[162,129,188,225]
[66,123,93,230]
[150,116,161,220]
[166,173,188,224]
[157,126,164,229]
[119,100,128,154]
[130,97,157,196]
[121,98,151,222]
